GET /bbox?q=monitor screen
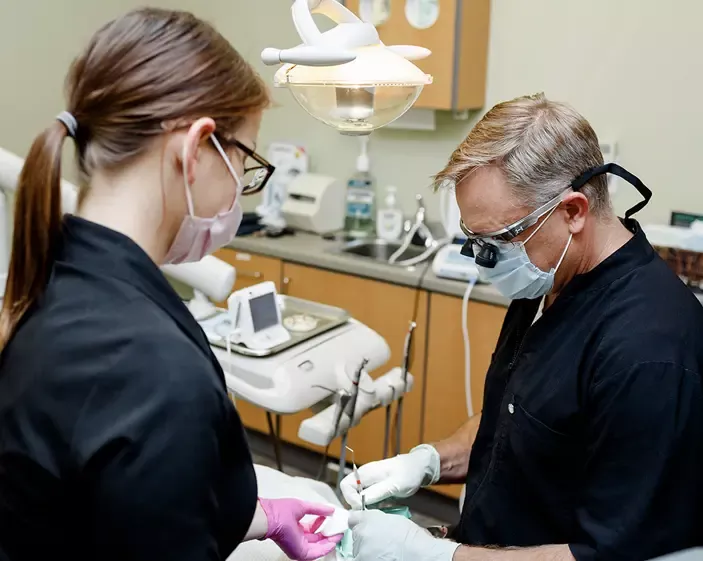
[249,292,279,333]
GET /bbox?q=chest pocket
[502,395,582,526]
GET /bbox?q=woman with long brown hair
[0,9,342,561]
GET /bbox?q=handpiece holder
[298,367,415,446]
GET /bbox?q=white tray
[201,295,350,357]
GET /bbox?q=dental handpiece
[396,322,416,456]
[336,359,368,493]
[345,357,368,422]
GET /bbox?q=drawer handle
[239,271,262,279]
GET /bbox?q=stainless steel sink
[338,239,428,264]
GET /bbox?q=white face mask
[163,135,244,265]
[477,205,573,300]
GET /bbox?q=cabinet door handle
[239,271,262,279]
[282,277,290,294]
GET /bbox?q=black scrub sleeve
[569,362,703,561]
[72,330,257,561]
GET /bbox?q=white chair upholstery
[227,465,342,561]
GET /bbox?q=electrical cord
[461,276,478,418]
[439,187,481,418]
[388,260,433,456]
[226,326,236,403]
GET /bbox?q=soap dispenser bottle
[344,136,376,238]
[377,186,403,242]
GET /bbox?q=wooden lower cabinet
[423,293,506,499]
[274,262,429,467]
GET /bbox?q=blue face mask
[477,205,573,300]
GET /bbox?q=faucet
[389,194,441,266]
[411,194,436,248]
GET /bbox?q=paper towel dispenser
[282,173,345,234]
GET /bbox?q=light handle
[261,46,357,67]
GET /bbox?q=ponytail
[0,122,67,348]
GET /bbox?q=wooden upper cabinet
[343,0,491,111]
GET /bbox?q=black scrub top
[0,216,257,561]
[452,220,703,561]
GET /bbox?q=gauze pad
[316,508,350,537]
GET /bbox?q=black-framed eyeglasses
[226,139,276,195]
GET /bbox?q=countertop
[226,232,511,307]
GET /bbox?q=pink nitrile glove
[258,498,344,560]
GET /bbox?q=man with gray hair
[342,93,703,561]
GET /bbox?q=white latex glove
[348,510,459,561]
[340,444,440,509]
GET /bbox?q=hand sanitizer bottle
[377,186,403,242]
[344,137,376,238]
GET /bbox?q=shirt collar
[58,215,218,367]
[558,218,655,300]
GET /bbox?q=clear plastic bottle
[344,137,376,238]
[377,186,403,241]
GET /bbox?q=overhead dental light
[262,0,433,135]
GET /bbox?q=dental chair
[229,465,342,561]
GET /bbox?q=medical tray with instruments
[200,295,350,357]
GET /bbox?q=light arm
[0,146,78,213]
[0,146,78,293]
[161,257,236,303]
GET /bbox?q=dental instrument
[346,358,368,430]
[346,446,366,511]
[382,386,396,459]
[395,321,416,456]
